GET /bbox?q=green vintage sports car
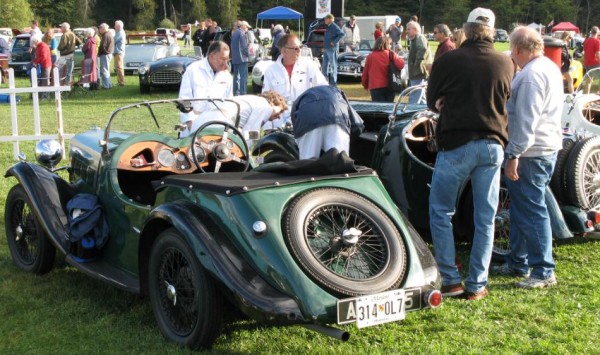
[4,98,441,349]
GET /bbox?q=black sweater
[426,39,514,151]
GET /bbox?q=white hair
[86,28,95,36]
[115,20,124,28]
[30,34,42,44]
[407,21,421,34]
[99,23,109,30]
[274,24,284,32]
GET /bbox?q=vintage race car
[124,34,180,75]
[4,98,441,349]
[251,86,594,259]
[138,53,200,94]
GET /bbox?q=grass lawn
[1,50,600,353]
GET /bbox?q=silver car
[124,34,180,75]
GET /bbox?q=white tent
[527,23,544,33]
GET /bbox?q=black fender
[5,162,77,254]
[251,131,299,160]
[140,200,305,324]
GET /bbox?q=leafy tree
[29,0,80,27]
[187,0,208,24]
[158,18,176,29]
[131,0,157,30]
[1,0,34,29]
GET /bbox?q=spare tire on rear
[284,188,407,297]
[565,136,600,210]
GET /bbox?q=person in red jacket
[31,35,52,97]
[361,36,405,102]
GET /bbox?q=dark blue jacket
[324,22,344,51]
[292,86,363,139]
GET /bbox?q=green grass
[1,62,600,354]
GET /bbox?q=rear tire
[550,138,576,204]
[284,188,407,297]
[565,136,600,210]
[149,228,223,349]
[5,184,56,275]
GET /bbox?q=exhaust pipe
[301,323,350,341]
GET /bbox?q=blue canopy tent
[256,6,304,40]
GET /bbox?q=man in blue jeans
[491,26,563,289]
[426,8,514,300]
[321,14,344,86]
[231,21,250,96]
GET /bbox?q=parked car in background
[0,27,13,44]
[123,34,180,75]
[337,39,373,80]
[9,32,83,75]
[4,97,441,349]
[138,52,201,93]
[494,29,509,42]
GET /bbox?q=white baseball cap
[467,8,495,28]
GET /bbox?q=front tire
[285,188,407,297]
[5,184,56,274]
[148,228,223,349]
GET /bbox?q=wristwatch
[508,154,518,160]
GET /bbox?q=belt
[61,51,74,56]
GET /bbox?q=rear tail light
[588,210,600,225]
[425,290,442,308]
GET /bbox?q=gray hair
[99,23,109,30]
[207,40,229,56]
[406,21,421,34]
[510,26,544,54]
[274,24,284,32]
[115,20,124,27]
[463,22,494,42]
[86,28,95,37]
[591,26,599,35]
[434,24,451,37]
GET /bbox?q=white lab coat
[184,95,274,138]
[178,57,233,125]
[261,55,328,128]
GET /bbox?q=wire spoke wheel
[566,136,600,210]
[493,186,511,259]
[149,228,222,349]
[285,188,407,297]
[5,185,55,274]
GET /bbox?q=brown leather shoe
[465,288,489,301]
[441,283,464,297]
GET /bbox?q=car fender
[140,200,305,324]
[251,131,299,160]
[5,162,76,254]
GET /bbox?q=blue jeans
[100,54,112,89]
[370,87,395,102]
[322,48,338,85]
[232,62,248,96]
[505,153,557,279]
[409,79,427,105]
[429,139,503,292]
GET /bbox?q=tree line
[2,0,599,35]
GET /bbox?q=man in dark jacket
[426,8,514,301]
[322,14,344,85]
[291,85,361,159]
[57,22,82,85]
[270,24,285,61]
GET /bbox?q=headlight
[252,67,262,76]
[138,65,148,75]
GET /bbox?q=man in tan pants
[113,20,126,86]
